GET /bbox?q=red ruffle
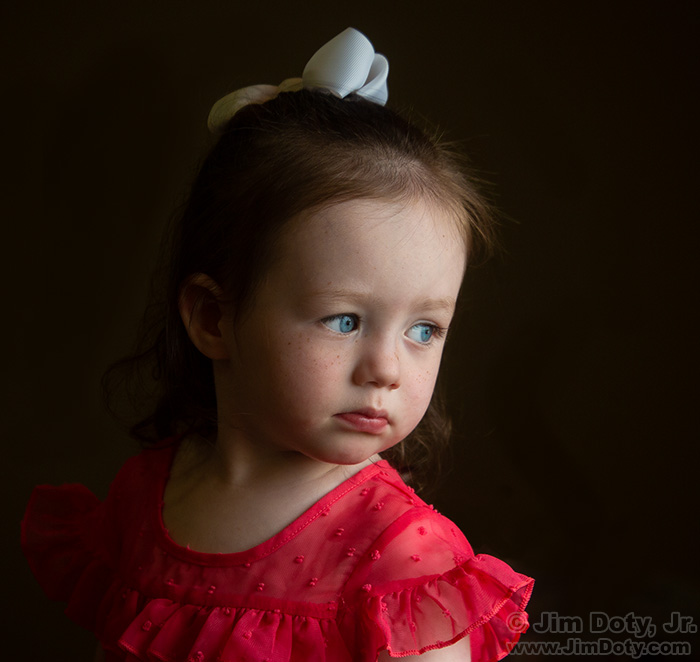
[117,600,351,662]
[354,555,533,660]
[21,484,115,629]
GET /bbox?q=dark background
[4,1,698,659]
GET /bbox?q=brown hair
[103,89,496,492]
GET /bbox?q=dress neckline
[150,441,392,567]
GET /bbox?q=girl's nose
[352,338,401,390]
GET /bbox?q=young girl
[22,28,533,661]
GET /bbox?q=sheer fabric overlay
[22,441,533,661]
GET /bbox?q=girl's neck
[187,425,378,494]
[163,431,381,554]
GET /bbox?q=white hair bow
[207,28,389,134]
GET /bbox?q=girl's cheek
[409,366,439,402]
[281,331,317,361]
[280,337,342,379]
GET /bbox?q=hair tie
[207,28,389,135]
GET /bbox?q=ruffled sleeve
[338,507,534,661]
[21,482,118,632]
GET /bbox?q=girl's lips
[334,410,389,434]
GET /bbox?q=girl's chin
[307,441,401,468]
[313,452,375,467]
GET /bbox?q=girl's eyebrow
[414,296,458,314]
[305,288,457,314]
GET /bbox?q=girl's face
[216,198,467,467]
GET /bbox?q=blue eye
[407,323,439,344]
[323,314,359,334]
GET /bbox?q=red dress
[22,441,533,661]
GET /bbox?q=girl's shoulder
[21,440,177,596]
[108,439,178,498]
[325,463,535,659]
[324,460,471,559]
[337,461,528,597]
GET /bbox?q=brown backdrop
[5,1,698,659]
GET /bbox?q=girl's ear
[178,274,231,360]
